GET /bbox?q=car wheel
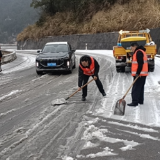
[36,70,43,75]
[68,68,72,74]
[69,61,73,74]
[73,58,76,69]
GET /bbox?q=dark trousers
[82,75,105,97]
[131,76,146,105]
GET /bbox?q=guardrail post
[85,43,87,50]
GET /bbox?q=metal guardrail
[0,44,17,64]
[1,50,17,64]
[0,44,17,49]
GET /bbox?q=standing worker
[0,46,2,72]
[78,55,106,101]
[127,42,148,107]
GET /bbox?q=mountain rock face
[0,0,39,43]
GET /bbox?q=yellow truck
[113,29,157,72]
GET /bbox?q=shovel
[51,78,95,106]
[114,76,140,116]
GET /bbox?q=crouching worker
[78,55,106,101]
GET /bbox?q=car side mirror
[37,50,42,54]
[71,49,75,52]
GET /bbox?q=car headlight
[67,61,70,67]
[36,62,39,67]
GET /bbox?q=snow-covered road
[77,50,160,126]
[0,50,160,160]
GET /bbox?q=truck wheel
[121,67,125,73]
[116,67,121,73]
[149,67,154,72]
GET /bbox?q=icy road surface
[0,50,160,160]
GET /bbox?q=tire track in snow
[0,74,62,123]
[2,102,88,159]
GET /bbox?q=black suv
[36,42,76,75]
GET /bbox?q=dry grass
[17,0,160,41]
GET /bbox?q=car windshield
[42,44,68,53]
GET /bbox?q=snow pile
[0,90,21,102]
[77,120,140,158]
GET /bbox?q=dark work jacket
[78,55,100,87]
[133,46,146,75]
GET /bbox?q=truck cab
[113,29,157,72]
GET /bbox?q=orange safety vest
[131,49,148,76]
[79,57,95,76]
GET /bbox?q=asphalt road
[0,50,160,160]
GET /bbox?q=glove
[93,76,97,80]
[78,87,82,91]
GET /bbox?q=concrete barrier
[1,50,17,64]
[17,28,160,55]
[17,32,119,50]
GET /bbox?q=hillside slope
[0,0,39,43]
[17,0,160,41]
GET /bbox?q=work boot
[81,97,86,101]
[102,92,106,97]
[127,103,138,107]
